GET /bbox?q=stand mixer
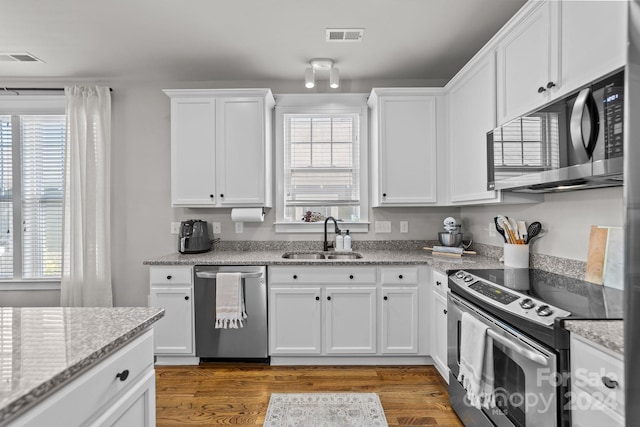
[438,217,472,249]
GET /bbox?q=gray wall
[460,187,624,261]
[0,77,626,307]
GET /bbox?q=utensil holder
[503,243,530,268]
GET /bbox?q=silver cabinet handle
[486,329,548,366]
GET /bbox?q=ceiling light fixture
[305,58,339,89]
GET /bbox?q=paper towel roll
[231,208,264,223]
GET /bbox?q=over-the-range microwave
[487,69,624,193]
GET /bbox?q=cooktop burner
[450,268,623,322]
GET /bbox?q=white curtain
[60,86,113,307]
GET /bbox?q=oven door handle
[486,329,548,366]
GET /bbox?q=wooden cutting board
[585,225,609,285]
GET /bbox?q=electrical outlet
[400,221,409,233]
[235,222,244,233]
[170,222,180,234]
[488,221,496,237]
[374,221,391,233]
[212,222,221,234]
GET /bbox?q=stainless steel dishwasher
[194,265,268,361]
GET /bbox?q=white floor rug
[263,393,388,427]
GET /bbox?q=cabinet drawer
[380,267,418,284]
[150,266,192,285]
[269,266,376,284]
[14,330,155,427]
[571,335,624,415]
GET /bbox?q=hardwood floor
[155,364,463,426]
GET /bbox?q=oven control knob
[536,305,553,317]
[519,298,535,309]
[463,275,474,282]
[455,271,465,279]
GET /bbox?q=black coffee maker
[178,220,212,254]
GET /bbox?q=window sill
[0,281,61,291]
[274,222,370,234]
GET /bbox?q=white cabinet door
[164,89,274,208]
[448,54,500,204]
[169,98,216,207]
[325,287,377,354]
[496,1,560,124]
[216,97,267,206]
[369,90,438,206]
[559,0,627,98]
[381,287,418,354]
[269,287,322,355]
[150,287,194,355]
[433,291,449,380]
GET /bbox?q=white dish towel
[215,272,247,329]
[457,312,496,409]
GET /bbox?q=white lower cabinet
[12,330,156,427]
[430,270,449,381]
[268,265,428,363]
[325,287,377,354]
[269,286,322,354]
[148,266,195,358]
[381,286,418,354]
[570,334,624,426]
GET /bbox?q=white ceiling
[1,0,526,84]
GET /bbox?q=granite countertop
[0,307,164,425]
[563,319,624,355]
[143,248,504,273]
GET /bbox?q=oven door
[447,293,558,427]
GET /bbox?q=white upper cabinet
[558,0,627,98]
[369,89,440,206]
[164,89,275,208]
[496,0,560,124]
[447,54,500,204]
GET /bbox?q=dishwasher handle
[195,271,263,279]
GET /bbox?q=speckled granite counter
[564,320,624,355]
[0,307,164,425]
[143,248,504,273]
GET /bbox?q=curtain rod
[2,87,113,94]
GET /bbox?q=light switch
[400,221,409,233]
[235,222,244,233]
[375,221,391,233]
[170,222,180,234]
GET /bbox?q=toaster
[179,220,212,254]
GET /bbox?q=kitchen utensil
[507,217,519,239]
[494,216,508,243]
[517,221,528,243]
[438,232,463,247]
[497,215,517,244]
[525,221,542,243]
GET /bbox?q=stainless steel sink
[281,251,363,260]
[325,253,363,260]
[282,252,325,260]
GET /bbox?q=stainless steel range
[447,268,623,427]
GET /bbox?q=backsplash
[473,243,587,280]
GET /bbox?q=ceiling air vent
[0,52,43,62]
[326,28,364,42]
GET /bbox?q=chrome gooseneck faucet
[323,216,342,251]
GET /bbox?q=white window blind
[0,110,65,281]
[0,116,13,279]
[283,114,360,222]
[21,116,65,279]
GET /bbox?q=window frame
[274,94,369,233]
[0,95,65,289]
